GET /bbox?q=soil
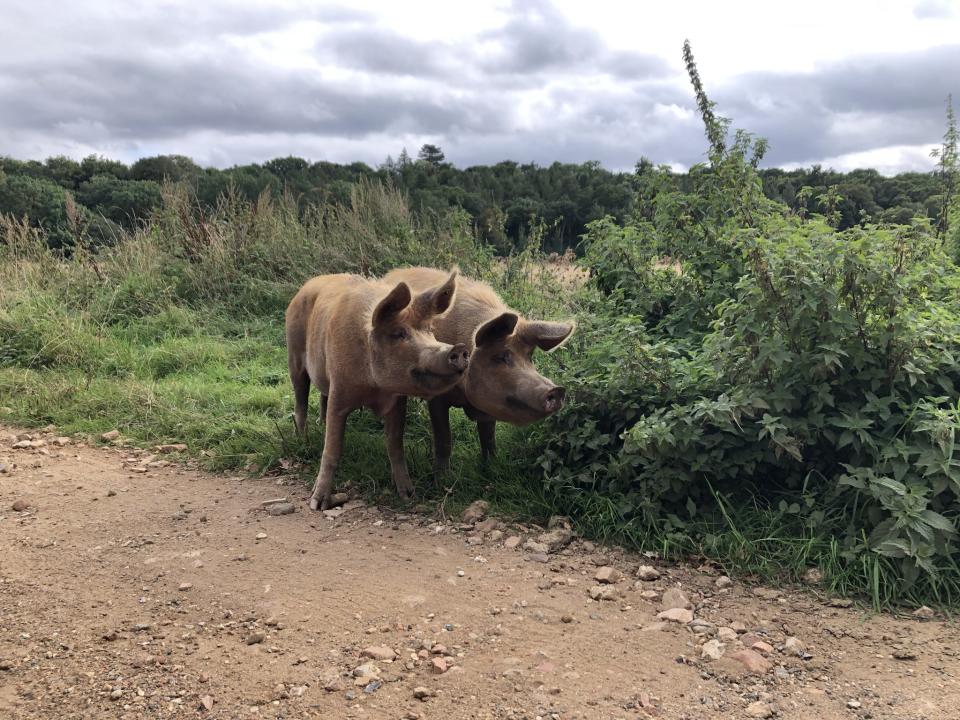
[1,426,957,720]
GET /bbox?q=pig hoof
[309,497,320,511]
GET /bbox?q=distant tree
[44,156,84,190]
[80,155,128,182]
[397,148,412,167]
[0,174,76,248]
[417,144,445,167]
[263,156,309,179]
[130,155,200,183]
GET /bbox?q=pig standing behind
[285,270,469,510]
[382,267,574,474]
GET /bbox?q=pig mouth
[505,395,549,420]
[411,367,464,386]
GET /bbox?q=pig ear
[414,267,458,317]
[373,282,412,327]
[519,320,576,352]
[474,312,519,347]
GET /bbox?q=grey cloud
[322,28,453,77]
[716,44,958,165]
[913,0,955,19]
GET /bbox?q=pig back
[383,267,506,350]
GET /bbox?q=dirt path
[1,427,957,720]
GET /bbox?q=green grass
[2,186,956,611]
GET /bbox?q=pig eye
[493,351,512,365]
[390,328,409,341]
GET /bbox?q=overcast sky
[1,0,958,174]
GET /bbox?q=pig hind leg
[291,368,310,436]
[428,399,452,479]
[477,419,497,461]
[384,396,414,501]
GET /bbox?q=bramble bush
[536,43,960,605]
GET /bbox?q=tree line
[0,143,948,252]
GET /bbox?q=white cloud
[0,0,956,174]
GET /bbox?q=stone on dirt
[199,695,215,711]
[413,686,431,700]
[913,605,935,620]
[12,499,29,512]
[657,608,694,624]
[715,575,733,589]
[504,536,522,549]
[461,500,489,524]
[594,566,621,584]
[267,502,296,516]
[636,565,660,581]
[361,646,397,662]
[101,430,120,441]
[245,632,265,645]
[745,701,774,718]
[661,587,692,611]
[589,585,619,601]
[536,526,574,553]
[728,649,772,674]
[431,657,448,674]
[701,639,725,661]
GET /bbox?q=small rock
[657,608,694,624]
[594,566,621,584]
[361,646,397,662]
[475,517,500,533]
[751,641,774,655]
[636,565,661,581]
[323,676,343,692]
[913,605,935,620]
[784,636,805,656]
[0,659,12,671]
[267,502,296,516]
[589,585,619,601]
[431,657,448,674]
[745,701,774,718]
[245,632,265,645]
[751,587,781,600]
[199,695,214,711]
[461,500,489,524]
[255,532,268,540]
[106,489,117,497]
[661,587,692,611]
[536,526,574,553]
[829,597,853,608]
[363,679,382,694]
[11,499,29,512]
[893,648,917,660]
[728,649,772,674]
[701,639,725,661]
[504,536,522,549]
[718,627,738,643]
[847,700,862,709]
[413,686,431,700]
[561,614,573,623]
[178,582,193,591]
[523,539,550,554]
[0,463,8,474]
[155,443,188,453]
[12,440,32,449]
[802,567,823,585]
[109,688,123,701]
[328,492,350,507]
[101,430,120,441]
[715,575,733,589]
[730,621,747,633]
[353,662,379,679]
[488,529,504,542]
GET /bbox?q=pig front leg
[428,398,452,477]
[384,396,414,501]
[309,394,349,511]
[477,419,497,461]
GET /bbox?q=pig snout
[448,343,470,372]
[543,386,566,414]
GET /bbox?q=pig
[285,269,470,510]
[382,267,574,474]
